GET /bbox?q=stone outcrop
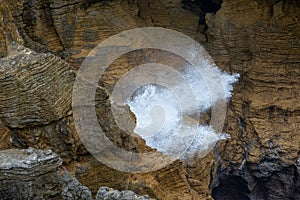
[0,43,75,128]
[96,187,154,200]
[0,148,92,200]
[0,0,298,199]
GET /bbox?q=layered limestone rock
[0,0,299,199]
[203,0,300,199]
[0,148,92,200]
[0,1,210,199]
[0,43,80,161]
[0,43,75,128]
[0,1,24,58]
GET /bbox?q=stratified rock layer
[204,1,300,199]
[0,0,298,199]
[0,43,75,128]
[0,148,92,200]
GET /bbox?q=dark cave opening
[182,0,223,34]
[212,176,250,200]
[193,0,223,13]
[212,164,300,200]
[182,0,223,13]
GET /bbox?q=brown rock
[204,0,300,199]
[0,0,24,58]
[0,43,75,128]
[0,123,12,150]
[0,0,299,199]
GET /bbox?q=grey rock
[61,171,93,200]
[96,186,155,200]
[0,148,92,200]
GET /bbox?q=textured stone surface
[10,114,85,162]
[0,1,24,58]
[0,148,92,200]
[0,43,75,128]
[204,0,300,199]
[68,155,202,200]
[0,0,298,199]
[61,171,93,200]
[96,186,154,200]
[0,122,12,150]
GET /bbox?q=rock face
[0,43,75,128]
[0,148,92,200]
[0,0,299,199]
[204,0,300,199]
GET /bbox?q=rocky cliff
[0,0,299,199]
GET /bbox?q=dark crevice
[19,0,65,54]
[212,176,250,200]
[212,164,300,200]
[182,0,223,41]
[80,0,115,9]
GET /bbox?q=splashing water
[127,60,239,160]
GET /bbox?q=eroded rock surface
[0,0,298,199]
[0,148,92,200]
[96,187,154,200]
[204,0,300,199]
[0,43,75,128]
